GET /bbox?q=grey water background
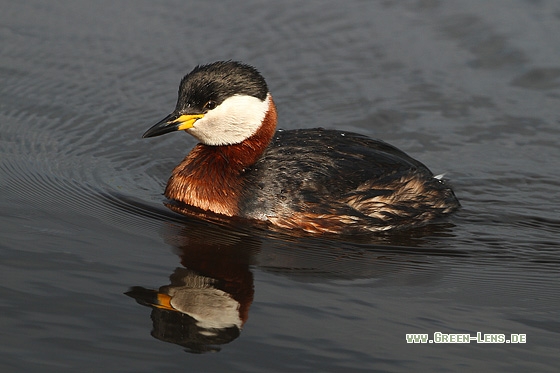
[1,0,559,371]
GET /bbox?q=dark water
[1,0,559,371]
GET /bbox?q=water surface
[1,0,559,371]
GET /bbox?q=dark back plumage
[239,128,459,233]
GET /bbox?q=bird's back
[238,128,459,233]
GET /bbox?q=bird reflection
[126,267,247,353]
[126,218,257,353]
[125,205,459,353]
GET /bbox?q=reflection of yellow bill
[154,293,174,311]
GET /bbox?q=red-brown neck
[164,97,278,216]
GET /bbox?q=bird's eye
[203,100,217,111]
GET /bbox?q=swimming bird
[143,61,459,234]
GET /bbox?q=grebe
[143,61,459,234]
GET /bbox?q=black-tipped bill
[142,113,204,138]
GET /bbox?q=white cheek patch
[187,94,271,146]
